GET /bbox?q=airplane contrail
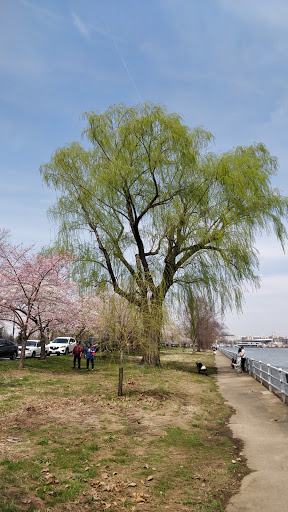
[106,24,143,103]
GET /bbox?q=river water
[223,347,288,371]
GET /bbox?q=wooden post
[118,347,124,397]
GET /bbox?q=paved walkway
[216,351,288,512]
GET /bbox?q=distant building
[236,338,273,347]
[217,335,241,346]
[218,335,274,347]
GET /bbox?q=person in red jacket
[72,341,83,369]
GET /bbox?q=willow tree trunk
[140,304,162,366]
[191,336,197,354]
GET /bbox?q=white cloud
[219,0,288,31]
[256,236,287,261]
[71,14,121,42]
[72,13,92,39]
[224,273,288,336]
[256,274,288,296]
[270,101,288,124]
[20,0,64,24]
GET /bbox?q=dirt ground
[0,351,247,511]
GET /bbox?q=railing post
[252,359,255,379]
[267,364,272,392]
[246,357,250,374]
[219,348,288,403]
[278,369,286,404]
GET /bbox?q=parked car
[47,337,76,356]
[17,340,49,358]
[0,339,18,360]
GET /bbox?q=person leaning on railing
[239,346,246,373]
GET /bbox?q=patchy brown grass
[0,349,248,511]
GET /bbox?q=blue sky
[1,0,287,337]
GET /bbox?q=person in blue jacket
[85,342,95,370]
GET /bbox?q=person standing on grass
[85,342,95,370]
[72,340,83,369]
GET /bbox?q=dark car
[80,337,110,352]
[0,339,18,360]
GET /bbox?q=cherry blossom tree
[0,241,75,368]
[28,278,80,358]
[50,293,103,342]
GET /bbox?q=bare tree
[101,294,141,396]
[182,291,227,351]
[0,228,10,244]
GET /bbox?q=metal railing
[219,348,288,404]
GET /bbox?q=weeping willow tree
[40,102,288,366]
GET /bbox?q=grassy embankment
[0,349,248,512]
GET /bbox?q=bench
[196,361,207,375]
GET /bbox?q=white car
[18,340,48,358]
[47,337,76,356]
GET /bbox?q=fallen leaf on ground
[90,481,101,488]
[135,494,146,503]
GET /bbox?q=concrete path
[216,351,288,512]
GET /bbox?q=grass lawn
[0,348,248,511]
